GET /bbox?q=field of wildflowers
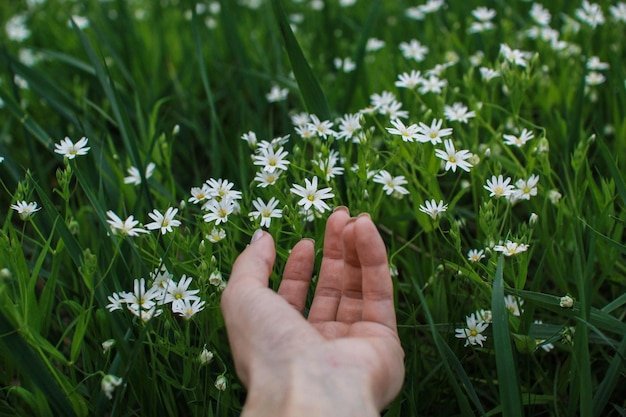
[1,0,625,415]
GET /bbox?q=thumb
[227,229,276,290]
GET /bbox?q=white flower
[101,339,115,353]
[313,150,345,181]
[10,201,41,220]
[503,128,534,147]
[394,70,423,89]
[101,375,123,400]
[548,189,562,204]
[575,0,605,28]
[145,207,181,234]
[418,75,447,94]
[105,292,126,312]
[290,176,334,213]
[252,146,290,173]
[241,131,258,147]
[266,84,288,102]
[365,37,385,52]
[248,197,283,228]
[253,169,281,188]
[418,199,448,219]
[206,228,226,243]
[205,178,242,201]
[484,175,515,198]
[5,14,30,42]
[215,375,227,391]
[504,295,524,316]
[512,174,540,201]
[189,183,212,204]
[434,139,474,172]
[399,39,428,62]
[335,113,362,142]
[585,71,606,86]
[307,114,336,139]
[493,240,529,256]
[54,136,90,159]
[559,295,574,308]
[106,210,148,237]
[199,347,214,365]
[386,118,419,142]
[202,198,237,224]
[209,270,223,286]
[415,119,452,144]
[455,313,489,347]
[372,170,409,196]
[471,7,496,22]
[164,274,200,308]
[124,162,156,185]
[610,2,626,23]
[443,102,475,123]
[500,43,530,67]
[479,67,500,81]
[173,297,206,319]
[467,249,485,262]
[530,3,551,26]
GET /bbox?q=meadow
[1,0,625,416]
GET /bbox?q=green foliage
[1,1,625,416]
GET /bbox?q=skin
[221,207,405,416]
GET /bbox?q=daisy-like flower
[548,189,562,204]
[585,71,606,86]
[5,14,30,42]
[418,75,447,94]
[202,198,237,224]
[150,265,175,300]
[215,375,227,391]
[253,169,281,188]
[434,139,474,172]
[484,175,515,198]
[290,112,310,128]
[124,162,156,185]
[383,100,409,119]
[189,183,212,204]
[386,118,419,142]
[206,227,226,243]
[499,43,530,67]
[610,2,626,23]
[419,199,448,219]
[252,145,290,173]
[467,249,485,262]
[479,67,500,82]
[372,170,410,197]
[314,150,345,181]
[307,114,336,139]
[248,197,283,228]
[493,240,529,256]
[365,37,385,52]
[530,3,551,26]
[145,207,181,234]
[241,131,258,147]
[290,176,334,213]
[209,270,223,286]
[399,39,428,62]
[205,178,242,201]
[575,0,605,28]
[415,119,452,145]
[370,91,396,111]
[105,292,126,312]
[106,210,148,237]
[10,201,41,220]
[173,298,206,319]
[504,295,524,316]
[54,136,90,159]
[587,56,609,71]
[266,84,288,102]
[455,313,489,347]
[471,6,496,22]
[503,128,534,147]
[444,102,476,123]
[512,174,540,201]
[164,274,200,310]
[335,113,362,141]
[122,278,162,311]
[394,70,424,89]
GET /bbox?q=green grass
[1,1,625,416]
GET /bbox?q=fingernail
[250,229,264,243]
[333,206,350,214]
[302,238,315,245]
[357,212,371,220]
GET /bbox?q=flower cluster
[106,266,205,321]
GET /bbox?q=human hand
[221,207,405,416]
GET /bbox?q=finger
[354,214,397,331]
[278,238,315,313]
[308,206,351,323]
[335,218,363,323]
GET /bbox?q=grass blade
[491,255,523,417]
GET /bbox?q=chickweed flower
[307,114,336,139]
[399,39,428,62]
[173,298,206,319]
[205,178,242,202]
[455,313,489,347]
[467,249,485,262]
[203,198,237,224]
[394,70,423,89]
[504,295,524,316]
[512,175,540,201]
[373,170,410,197]
[443,102,476,123]
[499,43,530,67]
[10,201,41,220]
[416,119,452,145]
[266,84,288,102]
[560,295,575,308]
[252,145,290,173]
[164,274,200,310]
[290,176,334,213]
[101,375,123,400]
[503,128,534,147]
[484,175,515,198]
[494,240,529,256]
[386,118,419,142]
[146,207,181,234]
[215,375,227,391]
[575,1,605,28]
[435,139,474,172]
[479,67,500,81]
[254,169,281,188]
[206,227,226,243]
[419,199,448,219]
[248,197,283,228]
[199,347,214,365]
[189,184,212,204]
[106,210,148,237]
[124,162,156,185]
[54,136,90,159]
